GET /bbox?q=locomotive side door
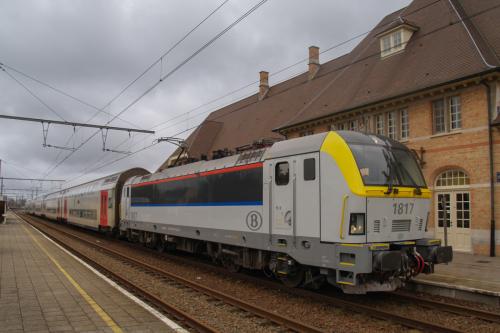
[270,158,295,243]
[294,153,320,242]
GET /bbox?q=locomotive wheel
[156,240,166,253]
[279,266,305,288]
[221,255,241,273]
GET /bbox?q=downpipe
[482,81,496,257]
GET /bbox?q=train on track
[27,131,452,293]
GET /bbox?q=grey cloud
[0,0,410,195]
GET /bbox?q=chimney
[259,71,269,100]
[308,46,320,80]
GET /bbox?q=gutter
[448,0,497,69]
[482,81,496,257]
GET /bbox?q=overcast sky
[0,0,411,197]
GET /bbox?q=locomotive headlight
[349,213,366,235]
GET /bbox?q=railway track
[135,240,500,328]
[390,291,500,325]
[17,212,325,333]
[19,213,500,333]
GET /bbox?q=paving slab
[411,252,500,305]
[0,213,179,333]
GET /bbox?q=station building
[161,0,500,256]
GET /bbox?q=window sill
[399,138,409,143]
[430,130,462,139]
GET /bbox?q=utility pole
[0,159,3,198]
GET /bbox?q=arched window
[435,169,470,188]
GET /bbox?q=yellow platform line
[22,225,123,333]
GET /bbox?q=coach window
[126,187,129,197]
[304,158,316,181]
[275,162,289,185]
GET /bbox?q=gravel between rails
[31,220,288,333]
[25,215,500,333]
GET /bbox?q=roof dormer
[376,18,418,58]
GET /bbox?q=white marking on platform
[25,220,189,333]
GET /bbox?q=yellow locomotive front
[320,131,452,292]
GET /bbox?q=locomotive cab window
[275,162,289,186]
[304,158,316,181]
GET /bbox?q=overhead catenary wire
[0,66,67,121]
[50,0,233,170]
[63,0,444,183]
[0,62,141,129]
[62,1,500,186]
[8,0,233,175]
[87,0,444,148]
[72,0,446,176]
[0,159,41,177]
[96,0,232,114]
[41,0,269,179]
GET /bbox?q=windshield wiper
[382,150,396,194]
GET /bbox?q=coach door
[63,199,68,220]
[57,199,61,219]
[270,158,295,244]
[100,190,108,227]
[123,186,130,219]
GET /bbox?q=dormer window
[377,20,418,58]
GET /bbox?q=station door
[435,192,471,252]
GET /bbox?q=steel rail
[21,214,325,333]
[16,213,217,333]
[147,246,500,330]
[21,213,485,333]
[391,291,500,324]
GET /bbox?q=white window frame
[387,111,397,139]
[432,95,462,134]
[376,114,385,135]
[400,108,409,140]
[349,119,359,131]
[393,30,402,48]
[435,169,470,190]
[381,36,391,54]
[450,96,462,130]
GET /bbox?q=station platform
[0,212,179,333]
[410,252,500,306]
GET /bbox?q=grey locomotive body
[29,131,452,293]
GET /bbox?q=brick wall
[287,83,499,255]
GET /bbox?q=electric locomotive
[120,131,452,293]
[28,131,452,293]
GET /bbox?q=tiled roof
[163,0,500,166]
